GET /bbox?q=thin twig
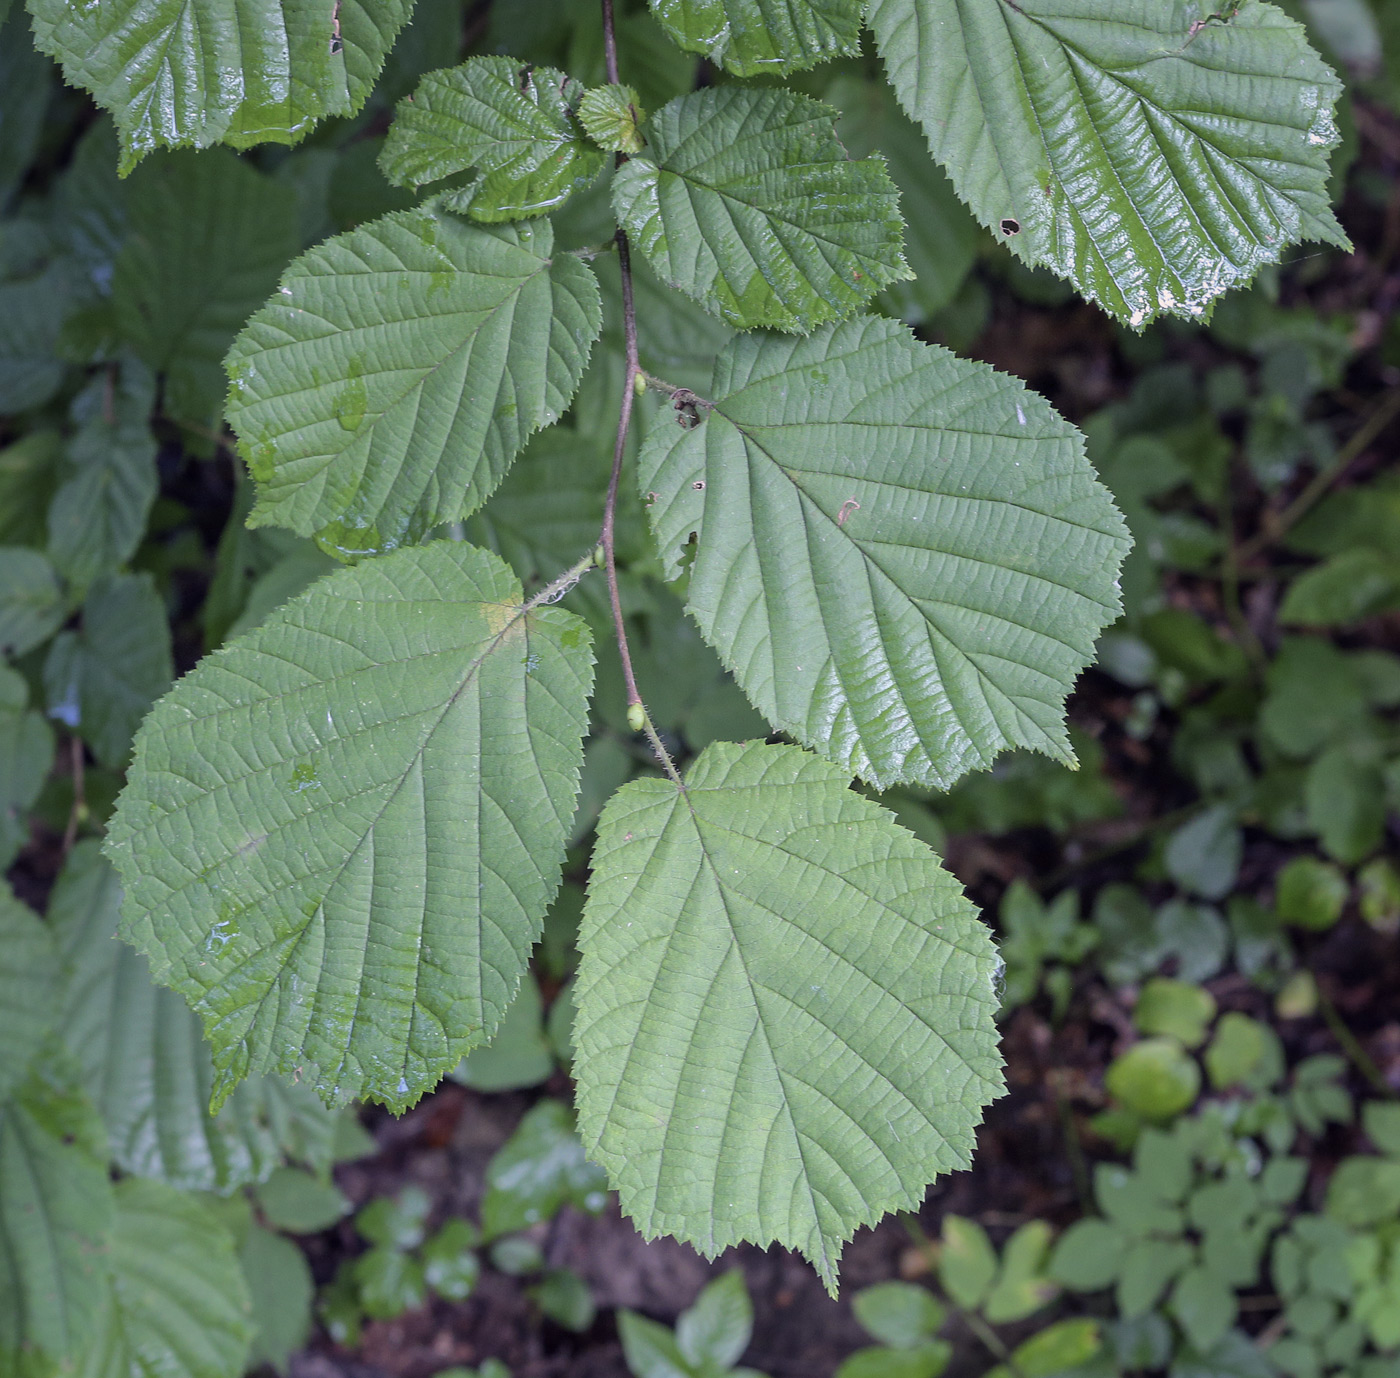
[1234,386,1400,566]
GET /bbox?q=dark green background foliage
[1,0,1399,1376]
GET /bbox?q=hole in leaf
[1000,217,1020,235]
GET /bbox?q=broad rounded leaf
[649,0,864,76]
[379,57,606,220]
[0,884,60,1103]
[0,547,65,660]
[0,665,54,870]
[75,1180,253,1378]
[0,1060,114,1378]
[638,316,1130,790]
[226,211,601,560]
[868,0,1348,326]
[612,87,909,332]
[28,0,415,172]
[106,542,594,1111]
[574,740,1004,1291]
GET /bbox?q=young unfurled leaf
[74,1179,253,1378]
[639,316,1130,790]
[649,0,864,76]
[226,212,601,560]
[379,58,606,220]
[574,740,1004,1292]
[868,0,1348,326]
[578,84,646,156]
[613,87,909,332]
[28,0,414,172]
[106,542,594,1112]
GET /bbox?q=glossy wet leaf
[868,0,1348,326]
[613,87,909,332]
[639,315,1130,790]
[28,0,415,172]
[648,0,864,76]
[106,542,594,1112]
[43,571,173,769]
[226,211,601,560]
[481,1099,608,1238]
[574,741,1004,1292]
[50,841,332,1192]
[0,665,53,870]
[0,1058,114,1378]
[75,1179,253,1378]
[380,57,605,220]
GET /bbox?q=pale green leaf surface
[0,1060,114,1378]
[49,841,308,1192]
[574,741,1004,1291]
[113,152,298,426]
[578,84,645,155]
[648,0,864,76]
[612,86,909,332]
[379,57,605,220]
[74,1180,253,1378]
[638,316,1130,790]
[868,0,1348,326]
[0,665,54,870]
[226,211,601,560]
[47,361,158,591]
[44,572,174,770]
[0,547,65,661]
[0,884,60,1102]
[27,0,414,171]
[106,542,594,1111]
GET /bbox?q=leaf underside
[574,740,1005,1292]
[379,56,605,220]
[226,212,601,560]
[613,86,910,332]
[27,0,414,172]
[648,0,865,76]
[868,0,1348,326]
[106,542,594,1112]
[638,315,1131,790]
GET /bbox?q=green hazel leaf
[638,316,1130,791]
[27,0,415,173]
[0,664,54,871]
[43,571,174,770]
[0,546,66,660]
[648,0,865,75]
[574,740,1004,1293]
[0,1055,115,1378]
[867,0,1349,327]
[49,840,323,1193]
[105,542,593,1113]
[0,884,61,1102]
[612,86,911,333]
[113,151,298,428]
[226,210,602,561]
[578,84,646,156]
[379,57,606,220]
[75,1179,254,1378]
[47,360,158,592]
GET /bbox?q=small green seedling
[619,1271,766,1378]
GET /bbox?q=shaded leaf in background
[0,9,53,208]
[75,1179,253,1378]
[46,359,158,591]
[648,0,863,76]
[613,86,909,332]
[113,150,298,426]
[28,0,415,171]
[575,741,1004,1291]
[44,571,173,769]
[0,546,66,661]
[0,1056,114,1378]
[107,543,594,1111]
[240,1224,314,1375]
[639,315,1130,790]
[0,220,87,413]
[227,213,601,560]
[50,841,332,1192]
[451,971,555,1094]
[0,666,54,870]
[481,1099,608,1239]
[868,0,1348,326]
[0,885,60,1101]
[380,57,605,220]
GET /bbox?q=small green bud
[626,702,646,733]
[592,543,606,568]
[633,371,647,397]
